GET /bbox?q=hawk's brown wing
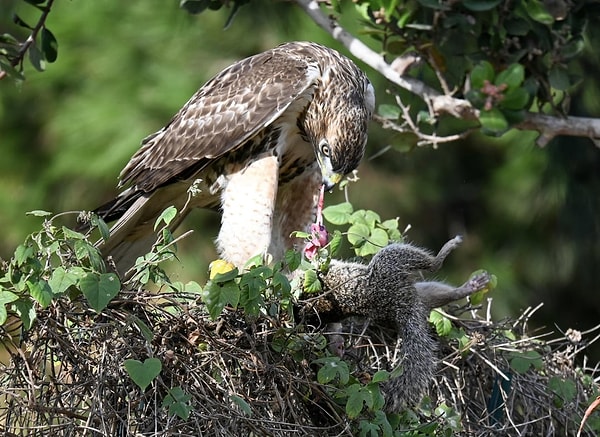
[119,43,322,192]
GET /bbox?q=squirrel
[303,235,491,412]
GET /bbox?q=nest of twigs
[0,289,598,436]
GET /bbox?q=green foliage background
[1,0,599,359]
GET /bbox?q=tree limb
[295,0,600,148]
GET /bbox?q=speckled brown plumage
[93,42,374,273]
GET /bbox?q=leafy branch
[0,0,58,81]
[295,0,600,148]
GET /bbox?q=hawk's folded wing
[119,46,321,192]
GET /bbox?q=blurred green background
[1,1,599,358]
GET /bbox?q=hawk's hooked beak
[322,171,342,192]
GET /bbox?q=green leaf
[124,358,162,391]
[26,210,52,217]
[231,394,252,416]
[326,230,343,257]
[0,59,24,81]
[41,28,58,63]
[0,289,19,325]
[63,226,87,240]
[130,315,155,341]
[560,38,585,61]
[27,280,52,308]
[28,43,46,72]
[91,215,110,242]
[48,267,79,295]
[184,280,203,293]
[154,206,177,231]
[162,386,192,419]
[180,0,213,14]
[378,104,401,119]
[479,108,508,134]
[500,88,530,110]
[14,244,34,267]
[495,64,524,89]
[201,279,241,320]
[211,267,239,283]
[73,239,105,271]
[13,14,32,30]
[273,271,291,296]
[549,65,570,91]
[11,299,35,331]
[509,350,543,374]
[350,209,381,228]
[303,269,322,293]
[470,61,495,89]
[322,202,353,225]
[347,223,370,247]
[346,384,372,418]
[314,356,349,384]
[523,0,554,25]
[548,376,577,406]
[79,272,120,312]
[462,0,502,11]
[284,250,301,271]
[372,370,390,383]
[429,310,452,336]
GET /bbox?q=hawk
[94,41,374,273]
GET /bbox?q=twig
[0,0,55,81]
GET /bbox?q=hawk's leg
[271,168,322,259]
[217,155,279,268]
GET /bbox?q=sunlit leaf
[495,64,524,89]
[154,206,177,231]
[0,289,19,325]
[322,202,353,225]
[523,0,554,25]
[48,266,78,295]
[303,269,321,293]
[26,210,52,217]
[27,280,52,308]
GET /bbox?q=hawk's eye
[320,141,330,157]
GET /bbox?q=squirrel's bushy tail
[384,296,437,411]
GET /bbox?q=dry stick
[294,0,600,147]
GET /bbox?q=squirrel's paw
[466,271,491,293]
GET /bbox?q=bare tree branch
[517,112,600,147]
[295,0,600,148]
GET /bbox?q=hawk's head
[313,77,375,191]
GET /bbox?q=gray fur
[314,236,491,411]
